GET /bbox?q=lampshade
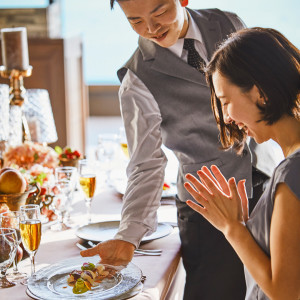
[23,89,58,144]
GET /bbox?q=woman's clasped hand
[185,165,249,235]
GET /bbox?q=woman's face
[119,0,188,48]
[212,71,270,144]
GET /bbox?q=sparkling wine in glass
[79,175,96,199]
[19,204,41,285]
[0,211,28,282]
[78,159,97,224]
[0,228,18,288]
[119,127,129,159]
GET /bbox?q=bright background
[1,0,299,85]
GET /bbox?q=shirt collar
[168,11,204,57]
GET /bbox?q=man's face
[119,0,188,48]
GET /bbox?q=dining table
[0,186,185,300]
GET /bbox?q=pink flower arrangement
[3,142,59,169]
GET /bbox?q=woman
[184,27,300,299]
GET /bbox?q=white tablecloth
[0,188,185,300]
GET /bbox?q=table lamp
[0,84,9,167]
[24,89,58,144]
[0,27,32,145]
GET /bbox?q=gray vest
[118,8,278,202]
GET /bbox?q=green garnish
[81,262,95,271]
[72,278,88,294]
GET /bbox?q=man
[81,1,281,299]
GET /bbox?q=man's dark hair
[110,0,116,9]
[205,27,300,153]
[111,0,126,9]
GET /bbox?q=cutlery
[87,241,162,255]
[133,250,161,256]
[76,242,87,251]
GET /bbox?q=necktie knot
[183,38,206,74]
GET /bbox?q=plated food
[27,256,142,299]
[67,262,116,294]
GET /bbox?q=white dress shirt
[114,13,208,247]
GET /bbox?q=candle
[1,27,29,71]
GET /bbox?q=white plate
[27,256,142,300]
[76,221,173,244]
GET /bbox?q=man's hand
[80,239,135,266]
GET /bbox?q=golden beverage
[79,175,96,198]
[20,220,41,253]
[120,143,129,158]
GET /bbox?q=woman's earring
[181,0,188,7]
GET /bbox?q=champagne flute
[19,204,41,285]
[0,228,18,288]
[0,211,28,282]
[78,159,97,224]
[119,127,129,159]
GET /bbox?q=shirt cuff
[114,221,155,249]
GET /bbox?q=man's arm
[115,70,168,247]
[81,70,168,264]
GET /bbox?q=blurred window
[1,0,299,85]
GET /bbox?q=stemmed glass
[78,159,97,224]
[0,228,18,288]
[0,211,28,282]
[52,166,77,231]
[19,204,41,285]
[95,133,119,185]
[119,127,129,159]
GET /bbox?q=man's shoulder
[189,8,246,31]
[117,47,142,82]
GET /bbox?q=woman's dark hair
[205,27,300,154]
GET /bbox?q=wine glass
[95,133,119,185]
[19,204,41,285]
[51,166,77,231]
[0,228,18,288]
[119,127,129,159]
[78,159,97,224]
[0,211,28,282]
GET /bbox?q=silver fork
[87,241,162,255]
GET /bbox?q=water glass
[0,211,28,282]
[0,228,18,288]
[52,166,77,230]
[95,133,119,185]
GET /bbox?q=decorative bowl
[0,184,41,211]
[59,157,80,168]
